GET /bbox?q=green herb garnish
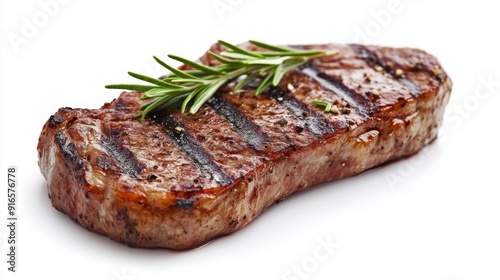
[312,100,342,114]
[106,40,338,119]
[311,100,333,113]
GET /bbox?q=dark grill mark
[397,77,423,96]
[173,198,195,210]
[265,87,335,137]
[95,155,119,172]
[207,95,269,151]
[156,115,233,186]
[114,98,131,111]
[48,114,63,127]
[55,131,84,169]
[299,64,376,116]
[101,128,144,180]
[349,44,379,67]
[349,44,422,96]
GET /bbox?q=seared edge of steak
[37,43,451,249]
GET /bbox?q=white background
[1,0,499,279]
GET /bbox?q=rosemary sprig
[106,40,338,119]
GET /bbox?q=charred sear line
[48,114,63,127]
[397,78,422,96]
[114,98,133,111]
[95,154,120,173]
[265,86,335,137]
[349,44,379,67]
[55,131,85,169]
[349,44,422,96]
[173,198,195,210]
[156,115,233,186]
[299,64,376,116]
[101,128,144,180]
[207,95,269,151]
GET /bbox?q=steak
[37,43,452,249]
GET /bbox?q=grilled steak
[37,43,452,249]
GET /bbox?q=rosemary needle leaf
[105,84,158,92]
[208,51,240,65]
[190,80,226,114]
[182,70,206,76]
[248,40,293,52]
[245,57,285,66]
[153,56,199,80]
[272,63,285,86]
[128,72,183,88]
[166,78,205,84]
[218,40,265,59]
[312,100,333,113]
[141,88,177,99]
[145,93,188,115]
[139,95,170,119]
[255,73,274,96]
[255,50,325,57]
[219,51,262,61]
[259,64,276,75]
[181,86,204,114]
[137,99,155,118]
[233,72,260,92]
[279,58,308,77]
[167,54,222,75]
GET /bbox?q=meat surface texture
[37,43,452,249]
